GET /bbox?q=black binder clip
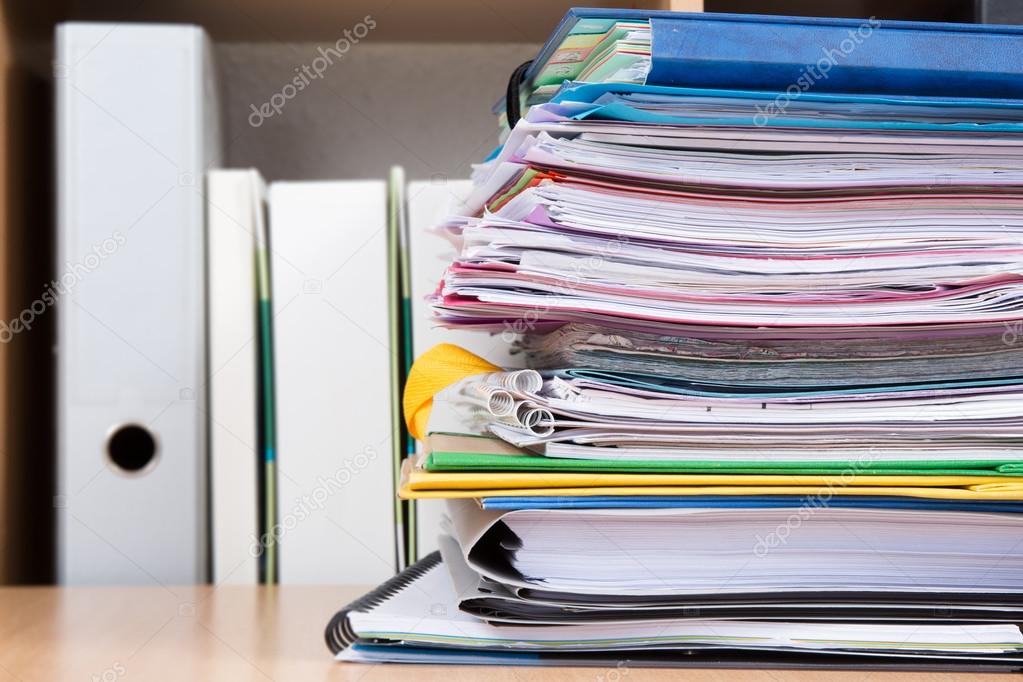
[505,60,533,128]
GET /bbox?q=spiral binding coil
[324,551,443,654]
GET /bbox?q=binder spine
[646,16,1023,99]
[324,551,442,654]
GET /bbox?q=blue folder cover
[542,83,1023,132]
[528,8,1023,99]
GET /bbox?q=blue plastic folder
[541,83,1023,132]
[528,9,1023,99]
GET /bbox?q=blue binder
[526,9,1023,100]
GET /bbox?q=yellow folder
[399,458,1023,500]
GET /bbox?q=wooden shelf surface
[0,584,1014,682]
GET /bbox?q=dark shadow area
[0,0,71,583]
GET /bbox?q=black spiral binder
[324,551,443,655]
[505,60,534,128]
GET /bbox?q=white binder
[269,181,396,584]
[56,23,221,584]
[207,170,265,585]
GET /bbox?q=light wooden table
[0,585,1016,682]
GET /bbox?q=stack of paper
[329,8,1023,672]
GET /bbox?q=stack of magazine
[327,8,1023,672]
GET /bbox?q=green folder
[424,433,1023,477]
[388,166,418,569]
[255,185,277,584]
